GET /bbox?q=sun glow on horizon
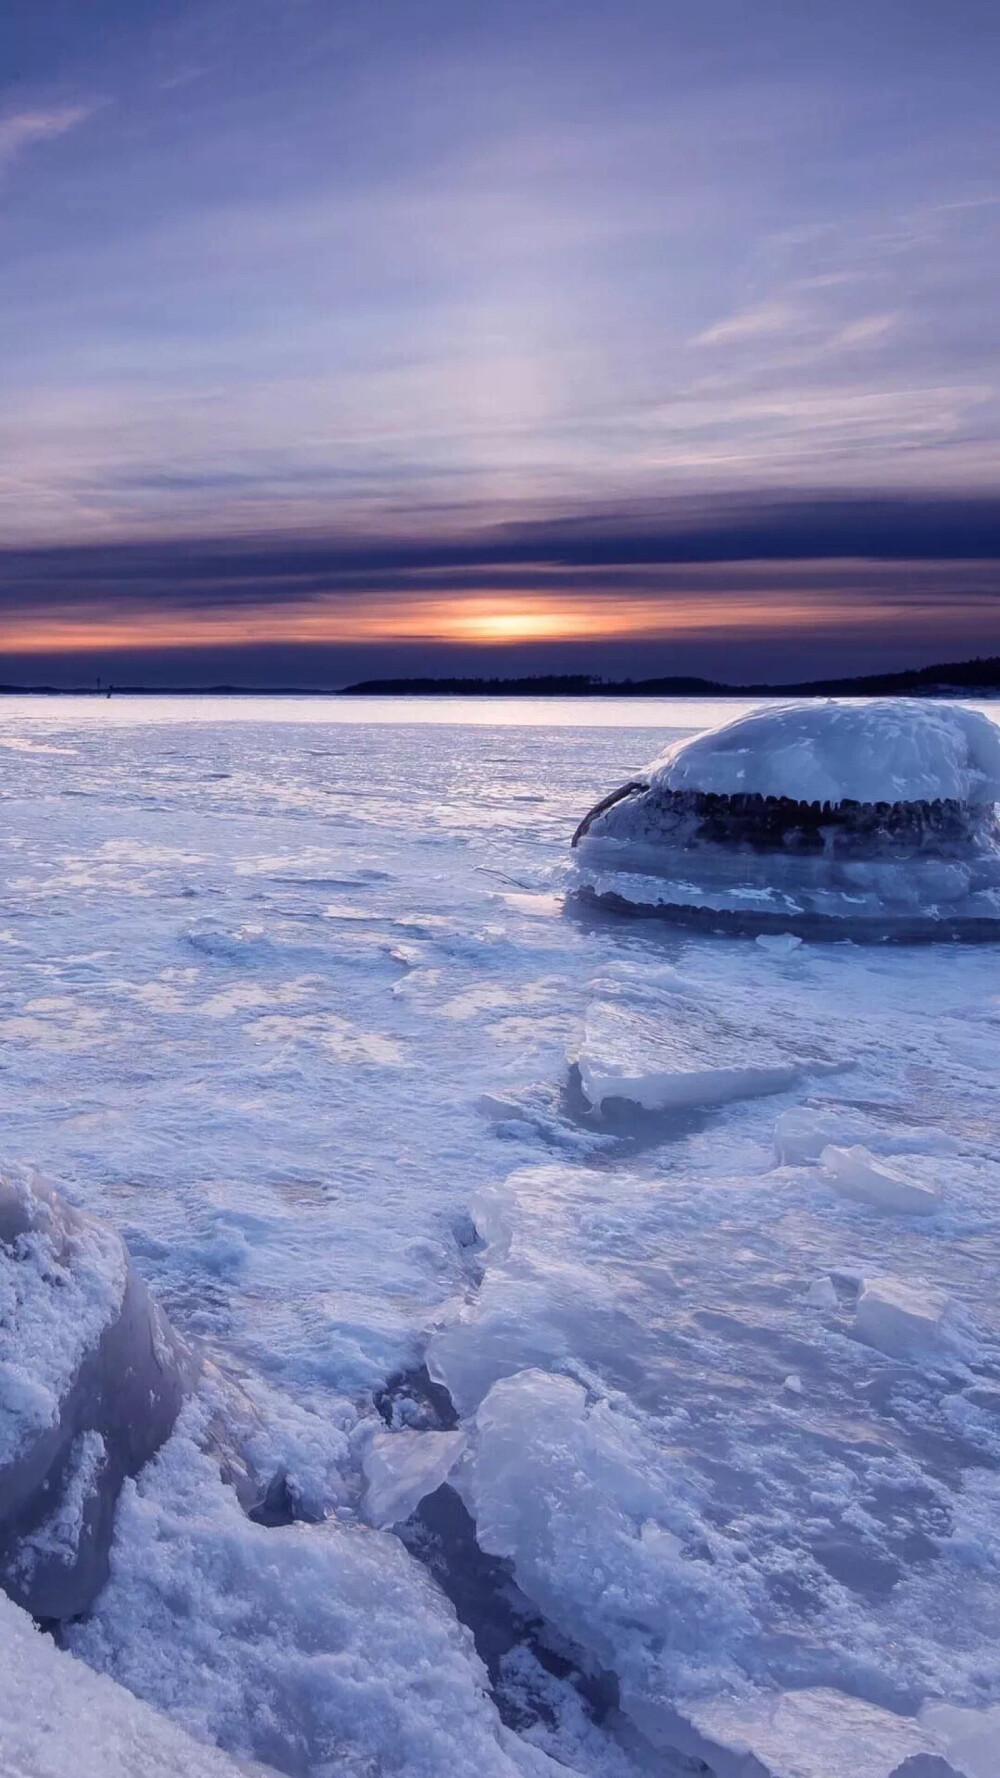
[0,588,907,655]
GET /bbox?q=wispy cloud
[0,104,94,175]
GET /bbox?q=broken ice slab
[920,1701,1000,1778]
[820,1145,944,1215]
[854,1277,951,1359]
[575,997,809,1115]
[774,1106,959,1167]
[632,1687,970,1778]
[362,1428,466,1528]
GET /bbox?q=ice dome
[571,699,1000,939]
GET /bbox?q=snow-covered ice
[646,699,1000,806]
[661,1687,968,1778]
[0,1170,192,1618]
[0,693,998,1778]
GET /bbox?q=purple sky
[2,1,998,683]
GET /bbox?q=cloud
[0,104,94,174]
[692,303,800,347]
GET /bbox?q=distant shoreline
[0,655,997,698]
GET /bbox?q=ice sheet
[0,696,998,1778]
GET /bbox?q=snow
[68,1400,562,1778]
[853,1277,954,1358]
[0,1588,265,1778]
[0,694,998,1778]
[647,699,1000,806]
[0,1171,127,1471]
[820,1146,944,1215]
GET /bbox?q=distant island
[340,655,1000,698]
[1,654,998,697]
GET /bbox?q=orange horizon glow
[0,590,906,654]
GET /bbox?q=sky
[1,0,999,687]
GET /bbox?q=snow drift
[571,699,1000,938]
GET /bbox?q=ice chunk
[774,1107,959,1167]
[648,699,1000,806]
[756,932,804,955]
[458,1368,757,1729]
[0,1589,263,1778]
[854,1277,951,1358]
[820,1145,944,1215]
[920,1701,1000,1778]
[804,1275,839,1309]
[653,1687,966,1778]
[576,998,802,1114]
[0,1172,194,1619]
[362,1428,466,1527]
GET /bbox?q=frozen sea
[2,693,1000,1778]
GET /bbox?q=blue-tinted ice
[0,695,998,1778]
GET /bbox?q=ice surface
[457,1368,756,1718]
[0,696,998,1778]
[854,1277,953,1358]
[648,700,1000,806]
[820,1146,944,1215]
[0,1589,265,1778]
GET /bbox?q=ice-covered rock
[653,1687,968,1778]
[0,1588,265,1778]
[0,1171,194,1619]
[820,1145,944,1215]
[570,700,1000,938]
[362,1428,466,1528]
[854,1277,951,1358]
